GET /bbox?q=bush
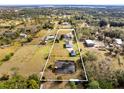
[5,74,27,89]
[27,79,39,89]
[27,35,33,42]
[4,55,10,61]
[0,74,9,81]
[42,22,54,29]
[69,81,77,89]
[55,76,63,84]
[99,19,108,27]
[99,80,114,89]
[87,80,100,89]
[116,70,124,87]
[28,74,39,84]
[0,74,40,89]
[1,52,14,62]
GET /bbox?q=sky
[0,0,124,5]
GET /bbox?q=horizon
[0,0,124,6]
[0,4,124,6]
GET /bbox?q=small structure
[114,38,123,45]
[65,42,73,48]
[20,33,27,38]
[45,35,55,41]
[70,50,76,57]
[54,60,76,74]
[62,22,69,25]
[84,39,95,47]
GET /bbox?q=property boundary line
[40,29,60,80]
[73,29,88,81]
[40,29,88,82]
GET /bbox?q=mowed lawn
[0,44,52,77]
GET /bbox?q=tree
[27,79,39,89]
[42,21,54,29]
[5,75,27,89]
[0,74,39,89]
[28,74,39,84]
[99,19,108,27]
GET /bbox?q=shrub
[99,80,114,89]
[0,74,9,80]
[0,74,40,89]
[87,80,100,89]
[28,74,39,84]
[27,35,33,42]
[55,76,63,84]
[116,70,124,87]
[27,79,39,89]
[69,81,77,89]
[1,52,14,62]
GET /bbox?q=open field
[0,24,69,78]
[0,44,52,77]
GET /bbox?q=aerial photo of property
[0,4,124,89]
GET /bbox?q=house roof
[55,60,76,74]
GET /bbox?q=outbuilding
[45,35,55,41]
[20,33,28,38]
[84,39,95,47]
